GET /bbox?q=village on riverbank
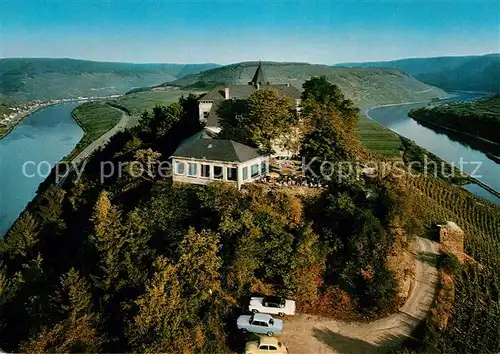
[0,95,121,139]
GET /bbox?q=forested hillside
[1,77,498,353]
[0,58,219,100]
[408,94,500,144]
[0,78,418,352]
[338,53,500,93]
[166,61,448,108]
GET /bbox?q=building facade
[198,61,302,135]
[171,131,269,189]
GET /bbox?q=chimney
[224,87,230,99]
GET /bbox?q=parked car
[249,295,296,316]
[245,336,288,354]
[237,313,283,336]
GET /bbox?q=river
[1,94,499,237]
[367,93,500,204]
[0,103,83,236]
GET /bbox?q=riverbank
[408,94,500,147]
[67,101,125,161]
[0,95,122,141]
[0,101,60,139]
[365,94,500,204]
[0,103,83,236]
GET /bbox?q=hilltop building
[198,62,302,134]
[172,62,299,189]
[171,130,269,189]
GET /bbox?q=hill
[165,61,448,108]
[408,94,500,145]
[336,53,500,93]
[0,58,220,100]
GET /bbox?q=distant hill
[165,61,448,108]
[0,58,220,100]
[336,54,500,93]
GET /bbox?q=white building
[171,131,269,189]
[198,61,302,135]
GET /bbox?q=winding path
[72,105,130,164]
[56,105,130,186]
[281,237,439,353]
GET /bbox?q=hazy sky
[1,0,499,64]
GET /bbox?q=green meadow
[69,101,123,159]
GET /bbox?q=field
[358,114,402,157]
[69,101,123,159]
[109,88,198,116]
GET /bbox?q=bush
[438,253,461,276]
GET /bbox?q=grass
[68,101,123,159]
[108,88,200,127]
[358,114,402,157]
[110,89,195,115]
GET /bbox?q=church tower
[249,61,268,89]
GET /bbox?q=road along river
[366,93,500,204]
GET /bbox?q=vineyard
[423,264,500,353]
[403,174,500,267]
[402,173,500,352]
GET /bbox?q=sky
[1,0,499,64]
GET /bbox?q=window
[227,167,237,181]
[176,161,185,175]
[213,166,223,179]
[259,346,269,350]
[251,163,259,178]
[188,163,197,177]
[261,161,268,175]
[201,164,210,178]
[242,166,248,180]
[266,302,279,308]
[269,346,277,351]
[203,111,209,119]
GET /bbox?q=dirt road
[56,106,129,187]
[281,237,439,353]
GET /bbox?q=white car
[245,336,289,354]
[249,295,296,316]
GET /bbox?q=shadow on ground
[415,251,438,267]
[312,327,413,354]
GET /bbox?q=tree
[300,77,361,179]
[302,75,359,129]
[36,188,66,227]
[300,104,360,179]
[20,268,102,353]
[50,268,93,323]
[90,191,125,294]
[90,191,150,295]
[177,228,222,306]
[0,211,39,260]
[220,89,297,153]
[127,256,188,353]
[149,103,183,140]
